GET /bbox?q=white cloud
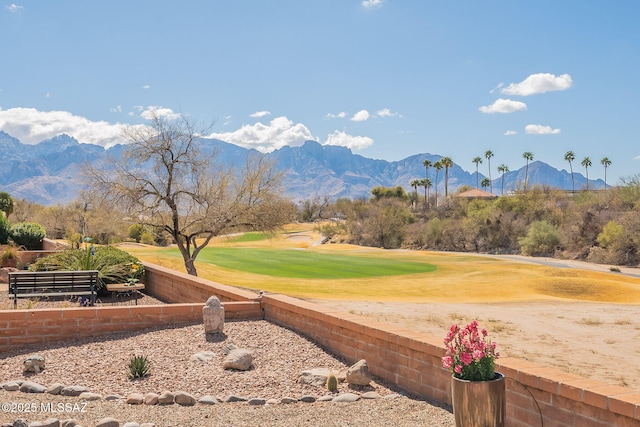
[142,85,150,89]
[139,106,181,120]
[504,130,517,136]
[207,116,316,152]
[376,108,402,118]
[0,107,127,147]
[502,73,573,96]
[110,105,122,113]
[351,110,370,122]
[479,98,527,114]
[326,112,347,119]
[250,110,271,118]
[525,124,561,135]
[324,130,374,150]
[6,4,23,12]
[362,0,383,9]
[45,92,51,98]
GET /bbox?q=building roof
[454,188,498,199]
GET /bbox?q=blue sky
[1,1,638,184]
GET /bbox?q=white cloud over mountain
[0,107,126,147]
[0,107,375,153]
[502,73,573,96]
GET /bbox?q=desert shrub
[10,222,46,250]
[30,245,145,291]
[0,215,10,245]
[597,221,624,248]
[519,220,560,256]
[140,231,155,245]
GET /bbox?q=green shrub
[0,215,10,245]
[128,355,150,379]
[597,221,624,248]
[10,222,46,250]
[30,245,145,292]
[519,220,560,256]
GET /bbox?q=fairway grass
[122,227,640,304]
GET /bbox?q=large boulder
[346,359,372,386]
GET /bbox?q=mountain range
[0,130,605,205]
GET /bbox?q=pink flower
[454,365,462,374]
[460,352,472,366]
[442,355,452,369]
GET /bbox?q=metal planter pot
[451,372,506,427]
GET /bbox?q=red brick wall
[142,262,259,304]
[262,293,640,427]
[0,302,262,353]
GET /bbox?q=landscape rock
[144,392,159,405]
[248,398,266,406]
[122,423,140,427]
[280,397,297,404]
[28,418,60,427]
[346,359,372,386]
[190,351,216,362]
[318,395,335,402]
[12,420,27,427]
[174,391,196,406]
[23,354,45,374]
[203,295,224,333]
[95,418,119,427]
[104,394,124,401]
[198,395,218,405]
[222,347,253,370]
[126,392,144,404]
[78,392,102,401]
[362,391,380,399]
[157,391,174,405]
[60,419,79,427]
[299,395,316,403]
[333,392,361,403]
[1,381,20,391]
[223,395,248,403]
[46,383,65,395]
[60,385,88,397]
[299,368,332,386]
[19,381,46,393]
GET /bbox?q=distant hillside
[0,131,605,205]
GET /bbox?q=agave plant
[128,355,151,379]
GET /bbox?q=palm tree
[480,177,491,190]
[581,157,592,191]
[484,150,494,194]
[564,151,576,193]
[441,156,454,197]
[433,160,443,207]
[410,179,421,206]
[601,157,612,190]
[421,178,432,207]
[497,164,509,196]
[472,156,482,188]
[422,159,432,201]
[522,151,534,190]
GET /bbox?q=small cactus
[128,355,150,379]
[326,372,338,392]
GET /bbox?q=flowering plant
[442,320,499,381]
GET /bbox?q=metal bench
[8,270,98,309]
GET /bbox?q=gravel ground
[0,317,454,426]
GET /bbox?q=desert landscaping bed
[0,318,455,426]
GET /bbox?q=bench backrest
[8,270,99,293]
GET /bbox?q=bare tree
[86,113,290,276]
